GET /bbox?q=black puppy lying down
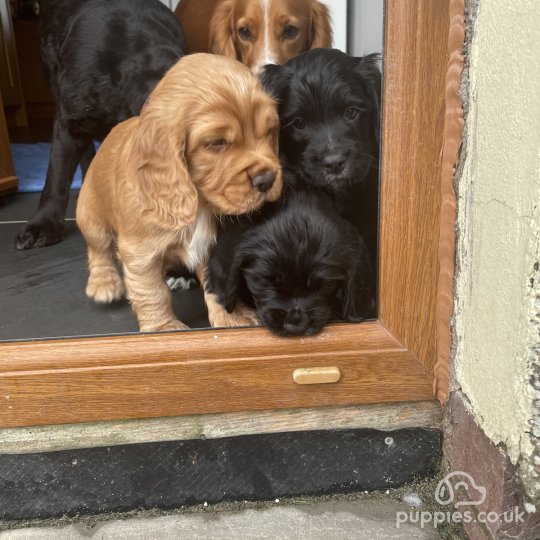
[206,188,374,337]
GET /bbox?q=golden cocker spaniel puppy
[76,53,282,332]
[175,0,333,74]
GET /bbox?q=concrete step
[0,497,458,540]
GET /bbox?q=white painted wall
[454,0,539,500]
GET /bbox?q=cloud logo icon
[435,471,487,507]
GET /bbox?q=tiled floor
[0,192,209,342]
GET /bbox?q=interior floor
[0,191,209,342]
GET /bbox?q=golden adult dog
[76,54,282,332]
[175,0,332,74]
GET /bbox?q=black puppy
[261,49,381,263]
[206,188,374,337]
[15,0,187,250]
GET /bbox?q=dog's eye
[283,25,299,39]
[290,117,306,130]
[209,139,229,151]
[345,107,361,120]
[238,26,251,40]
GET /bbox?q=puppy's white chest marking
[183,206,216,271]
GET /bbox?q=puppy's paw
[166,276,199,292]
[15,218,64,250]
[86,269,124,303]
[140,320,189,333]
[346,314,365,324]
[210,305,260,328]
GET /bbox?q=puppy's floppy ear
[130,103,198,231]
[209,0,236,58]
[309,0,333,49]
[356,54,382,108]
[356,53,382,143]
[260,64,289,101]
[341,231,376,322]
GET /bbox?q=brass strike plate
[292,367,341,385]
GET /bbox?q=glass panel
[0,0,384,342]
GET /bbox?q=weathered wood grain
[380,0,450,371]
[0,401,442,454]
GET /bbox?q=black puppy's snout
[323,152,346,173]
[251,171,276,193]
[286,307,303,325]
[283,307,309,333]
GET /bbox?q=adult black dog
[206,187,374,337]
[15,0,187,250]
[261,49,381,264]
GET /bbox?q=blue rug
[11,143,91,193]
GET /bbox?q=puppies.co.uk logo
[396,471,525,529]
[435,471,486,507]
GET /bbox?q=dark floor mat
[0,191,78,222]
[0,427,442,521]
[0,194,210,341]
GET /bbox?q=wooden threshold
[0,400,442,454]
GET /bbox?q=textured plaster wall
[454,0,540,495]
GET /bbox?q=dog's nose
[286,308,302,325]
[283,307,308,334]
[252,171,276,193]
[323,152,346,173]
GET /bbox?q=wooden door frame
[0,0,464,429]
[0,88,18,193]
[0,0,28,125]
